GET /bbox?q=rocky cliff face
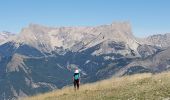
[0,22,170,99]
[10,22,139,54]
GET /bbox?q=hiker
[73,68,80,90]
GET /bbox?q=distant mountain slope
[143,33,170,48]
[0,31,15,43]
[23,71,170,100]
[115,47,170,76]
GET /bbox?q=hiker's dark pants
[74,79,79,89]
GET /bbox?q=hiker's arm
[79,73,81,84]
[72,76,74,81]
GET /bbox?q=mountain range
[0,22,170,100]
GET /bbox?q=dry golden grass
[23,72,170,100]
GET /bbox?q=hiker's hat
[74,69,79,73]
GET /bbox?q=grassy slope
[23,72,170,100]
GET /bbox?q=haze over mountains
[0,22,170,100]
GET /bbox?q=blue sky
[0,0,170,37]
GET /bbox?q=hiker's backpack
[74,73,80,80]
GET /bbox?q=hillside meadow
[23,71,170,100]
